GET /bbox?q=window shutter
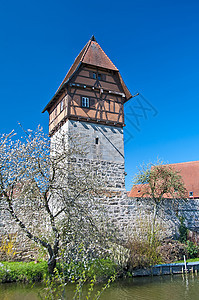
[89,71,93,78]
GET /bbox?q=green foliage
[62,258,117,282]
[86,276,96,299]
[38,261,116,300]
[86,259,117,281]
[38,267,66,300]
[175,257,199,263]
[178,217,188,243]
[0,261,48,283]
[92,273,116,300]
[186,241,199,259]
[177,217,199,259]
[177,217,198,259]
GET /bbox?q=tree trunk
[47,243,58,274]
[48,254,57,274]
[150,202,157,245]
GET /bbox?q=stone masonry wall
[103,193,199,238]
[0,200,42,261]
[51,120,126,189]
[1,188,199,260]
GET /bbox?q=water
[0,274,199,300]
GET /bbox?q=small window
[60,99,64,112]
[82,97,90,108]
[92,72,102,80]
[189,191,193,197]
[95,137,99,145]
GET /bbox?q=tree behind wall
[0,126,113,273]
[133,162,187,243]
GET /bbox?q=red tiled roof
[168,161,199,198]
[42,36,132,113]
[129,161,199,199]
[82,39,119,71]
[57,36,119,92]
[128,184,148,198]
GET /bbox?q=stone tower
[42,36,132,192]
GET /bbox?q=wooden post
[184,255,188,273]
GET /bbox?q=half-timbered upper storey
[42,36,132,136]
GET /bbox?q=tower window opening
[95,137,99,145]
[82,97,90,108]
[92,72,101,80]
[189,191,193,197]
[60,99,64,112]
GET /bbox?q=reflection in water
[1,274,199,300]
[182,273,190,299]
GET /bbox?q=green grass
[0,261,48,283]
[174,258,199,263]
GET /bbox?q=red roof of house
[42,36,132,113]
[129,161,199,199]
[128,184,148,198]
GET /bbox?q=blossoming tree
[0,126,112,273]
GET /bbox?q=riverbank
[1,258,199,284]
[0,261,48,283]
[0,258,117,283]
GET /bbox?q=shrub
[126,237,162,270]
[157,239,187,263]
[125,219,162,270]
[186,241,199,259]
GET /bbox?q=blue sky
[0,0,199,190]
